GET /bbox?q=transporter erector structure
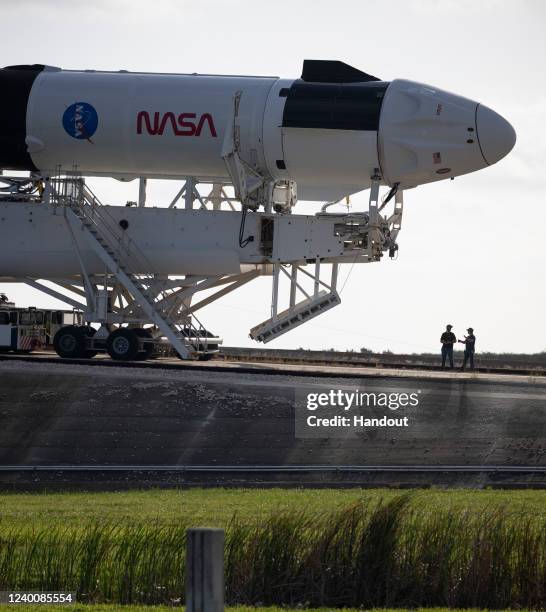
[0,60,515,360]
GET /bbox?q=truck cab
[0,296,46,352]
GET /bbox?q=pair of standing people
[440,324,476,370]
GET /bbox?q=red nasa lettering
[137,111,217,137]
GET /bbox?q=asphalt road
[0,360,544,488]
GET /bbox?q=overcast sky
[1,0,544,354]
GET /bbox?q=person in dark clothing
[459,328,476,370]
[440,324,456,369]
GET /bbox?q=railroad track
[0,351,543,379]
[1,465,545,473]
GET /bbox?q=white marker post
[186,528,225,612]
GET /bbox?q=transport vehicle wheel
[82,326,98,359]
[106,328,140,361]
[53,325,86,358]
[134,328,155,360]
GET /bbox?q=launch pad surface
[0,358,544,490]
[0,350,543,383]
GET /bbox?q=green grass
[0,607,527,612]
[1,488,545,529]
[0,489,544,608]
[0,608,531,612]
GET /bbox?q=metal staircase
[58,178,213,359]
[250,290,340,343]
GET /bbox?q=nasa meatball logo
[62,102,98,141]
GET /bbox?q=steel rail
[0,465,544,473]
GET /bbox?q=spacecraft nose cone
[476,104,516,166]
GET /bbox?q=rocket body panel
[281,128,378,200]
[23,68,387,200]
[378,79,487,188]
[0,65,43,171]
[23,69,386,200]
[262,78,293,183]
[27,70,278,181]
[261,78,382,199]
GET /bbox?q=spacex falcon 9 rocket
[0,60,516,359]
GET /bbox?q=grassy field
[0,607,528,612]
[1,487,545,529]
[0,489,544,609]
[0,607,532,612]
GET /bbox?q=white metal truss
[115,271,260,325]
[65,205,196,358]
[47,176,246,358]
[165,179,238,211]
[1,167,404,358]
[249,260,340,343]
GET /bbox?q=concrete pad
[0,360,544,489]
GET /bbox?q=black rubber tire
[106,328,140,361]
[82,326,98,359]
[53,325,86,358]
[134,328,155,361]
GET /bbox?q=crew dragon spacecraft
[0,61,516,360]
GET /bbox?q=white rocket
[0,60,515,201]
[0,61,518,357]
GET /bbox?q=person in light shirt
[459,328,476,371]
